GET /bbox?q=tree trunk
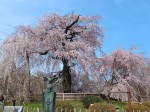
[62,60,71,93]
[4,76,9,95]
[26,54,31,93]
[25,51,32,101]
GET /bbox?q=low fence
[56,93,103,101]
[56,93,150,102]
[31,93,150,102]
[23,107,40,112]
[22,107,150,112]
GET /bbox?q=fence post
[79,108,82,112]
[23,107,25,112]
[63,93,64,101]
[86,109,88,112]
[74,108,76,112]
[37,107,40,112]
[27,107,28,112]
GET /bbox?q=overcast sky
[0,0,150,57]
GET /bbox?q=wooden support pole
[110,90,132,112]
[127,90,131,112]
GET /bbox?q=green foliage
[82,95,103,109]
[14,101,43,112]
[69,100,87,112]
[69,100,85,109]
[55,101,74,112]
[125,103,149,111]
[89,103,116,112]
[112,101,127,110]
[142,102,150,109]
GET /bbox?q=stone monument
[42,75,60,112]
[3,106,23,112]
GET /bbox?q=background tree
[0,35,61,100]
[101,48,150,101]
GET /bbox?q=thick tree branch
[40,50,49,55]
[66,31,81,42]
[65,15,80,34]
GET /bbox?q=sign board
[3,106,23,112]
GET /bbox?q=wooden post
[37,107,40,112]
[127,90,131,112]
[63,93,64,101]
[110,91,132,112]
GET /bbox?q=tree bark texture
[26,51,32,101]
[62,60,71,93]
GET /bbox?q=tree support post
[127,90,131,112]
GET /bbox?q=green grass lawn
[112,101,127,110]
[68,100,88,112]
[5,100,127,111]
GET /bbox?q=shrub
[125,103,149,112]
[55,101,74,112]
[89,103,116,112]
[82,95,103,109]
[142,102,150,109]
